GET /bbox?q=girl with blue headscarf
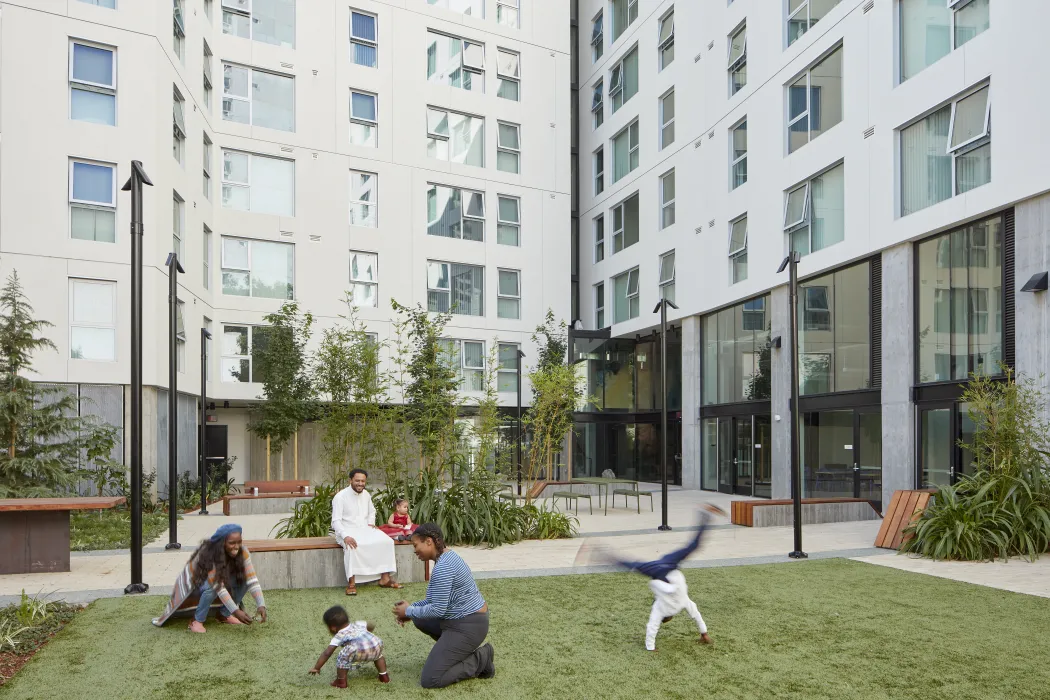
[152,523,268,632]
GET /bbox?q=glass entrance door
[802,408,883,508]
[753,415,772,498]
[717,417,734,493]
[919,402,975,488]
[733,416,753,495]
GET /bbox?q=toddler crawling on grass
[309,605,389,687]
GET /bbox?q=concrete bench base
[751,501,881,528]
[224,495,308,516]
[247,542,426,589]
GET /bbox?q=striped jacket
[406,550,485,620]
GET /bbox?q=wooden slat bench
[244,480,311,495]
[731,498,881,528]
[874,489,937,549]
[242,537,429,589]
[0,497,125,574]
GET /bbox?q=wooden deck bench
[242,537,429,589]
[874,489,937,549]
[0,497,125,574]
[244,479,311,495]
[731,497,881,528]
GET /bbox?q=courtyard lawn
[70,509,169,551]
[3,559,1050,700]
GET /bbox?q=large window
[702,295,771,405]
[900,0,989,82]
[427,261,484,316]
[498,343,520,392]
[610,0,638,42]
[350,90,378,147]
[350,10,377,67]
[174,0,185,61]
[787,0,841,46]
[728,24,747,95]
[172,194,184,259]
[797,261,871,395]
[427,31,484,93]
[658,9,674,70]
[595,282,605,328]
[660,89,675,150]
[221,150,295,216]
[70,41,116,126]
[497,122,521,174]
[439,339,486,391]
[787,45,843,153]
[612,120,639,182]
[497,0,518,28]
[427,108,484,167]
[203,41,213,109]
[660,170,675,229]
[221,237,295,299]
[917,213,1004,383]
[659,251,675,304]
[613,267,640,323]
[222,0,296,49]
[612,193,639,253]
[497,269,521,319]
[729,215,747,284]
[731,119,747,189]
[594,215,605,262]
[594,147,605,195]
[591,11,604,62]
[426,0,484,18]
[900,83,990,215]
[69,279,116,361]
[592,81,604,129]
[497,196,520,246]
[222,63,295,132]
[349,170,377,227]
[221,324,272,383]
[70,159,116,243]
[349,251,378,307]
[784,162,845,256]
[610,46,638,113]
[172,87,186,164]
[203,135,213,200]
[427,185,485,241]
[497,49,520,101]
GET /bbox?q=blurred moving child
[309,605,390,687]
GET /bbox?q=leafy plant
[272,484,338,539]
[15,590,49,626]
[521,503,578,540]
[0,618,29,654]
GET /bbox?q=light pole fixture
[778,251,807,559]
[516,349,526,497]
[165,252,185,551]
[653,297,679,532]
[200,328,212,516]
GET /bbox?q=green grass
[3,559,1050,699]
[69,509,169,551]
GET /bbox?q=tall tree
[525,310,583,485]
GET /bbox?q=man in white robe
[331,469,401,595]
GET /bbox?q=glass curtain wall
[797,260,871,394]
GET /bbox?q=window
[174,0,185,61]
[203,41,213,109]
[612,193,639,252]
[70,279,116,361]
[203,225,212,289]
[427,31,485,93]
[594,215,605,262]
[787,45,843,153]
[221,237,295,299]
[204,0,212,20]
[660,89,675,149]
[221,325,271,383]
[787,0,841,46]
[427,261,484,316]
[783,163,845,256]
[900,83,990,215]
[497,122,521,173]
[172,194,184,259]
[497,269,521,319]
[222,64,295,132]
[900,0,989,82]
[497,49,520,101]
[221,150,295,216]
[439,339,485,391]
[350,90,378,147]
[729,215,748,284]
[592,12,604,62]
[427,185,485,241]
[610,46,638,112]
[592,81,604,129]
[426,108,484,166]
[731,119,747,189]
[426,0,484,18]
[349,251,378,307]
[611,0,638,41]
[797,261,871,394]
[498,343,520,392]
[222,0,295,48]
[660,170,675,229]
[78,0,115,7]
[349,170,377,227]
[612,120,639,182]
[203,135,212,200]
[659,251,676,304]
[802,286,831,331]
[658,9,674,70]
[70,159,116,243]
[350,11,377,67]
[70,41,115,126]
[728,24,747,95]
[702,295,772,406]
[176,301,186,373]
[497,196,520,246]
[203,317,212,380]
[613,267,640,323]
[173,87,186,164]
[497,0,519,28]
[742,297,766,332]
[594,147,605,195]
[594,282,606,328]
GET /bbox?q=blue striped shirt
[405,550,485,620]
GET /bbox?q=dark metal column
[200,328,211,516]
[779,252,807,559]
[165,253,184,550]
[516,349,525,496]
[654,298,678,531]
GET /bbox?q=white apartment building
[0,0,570,488]
[573,0,1050,508]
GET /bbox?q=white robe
[331,486,397,583]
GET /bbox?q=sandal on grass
[379,581,403,590]
[345,583,358,596]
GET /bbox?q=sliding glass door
[801,407,883,509]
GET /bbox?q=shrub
[272,484,338,539]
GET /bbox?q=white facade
[0,0,570,483]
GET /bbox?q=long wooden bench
[0,497,125,574]
[243,537,429,589]
[223,493,312,516]
[244,479,311,495]
[874,489,937,549]
[731,497,881,528]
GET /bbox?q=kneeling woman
[152,524,267,632]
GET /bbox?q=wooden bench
[242,537,429,589]
[244,480,311,495]
[0,497,125,574]
[731,497,881,528]
[874,489,937,549]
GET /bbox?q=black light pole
[200,328,211,516]
[778,252,807,559]
[121,161,152,595]
[654,298,679,531]
[516,349,526,496]
[165,253,185,551]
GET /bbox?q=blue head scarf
[209,523,243,543]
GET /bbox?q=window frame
[69,158,117,243]
[219,235,296,300]
[426,107,485,167]
[222,0,295,48]
[349,250,379,308]
[496,48,520,101]
[426,30,485,92]
[497,194,520,246]
[203,225,212,290]
[728,23,747,95]
[592,80,604,129]
[172,86,186,164]
[610,45,638,113]
[730,117,748,189]
[69,40,117,125]
[946,83,991,154]
[786,44,843,154]
[426,184,486,242]
[612,266,640,323]
[497,268,521,320]
[69,277,117,362]
[172,193,184,259]
[611,119,639,183]
[426,260,485,317]
[660,88,675,150]
[349,169,378,228]
[350,9,378,68]
[497,342,521,393]
[660,169,675,230]
[220,323,272,384]
[203,40,213,109]
[594,214,605,262]
[611,192,639,253]
[729,215,748,284]
[783,161,845,255]
[203,134,213,199]
[349,89,379,147]
[220,149,296,216]
[173,0,186,60]
[592,11,604,62]
[899,0,990,83]
[221,62,295,132]
[594,281,606,328]
[497,121,521,174]
[659,250,676,302]
[496,0,519,28]
[658,8,674,70]
[610,0,638,42]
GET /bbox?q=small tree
[961,367,1050,477]
[473,343,510,475]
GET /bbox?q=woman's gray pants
[412,612,491,688]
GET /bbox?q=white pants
[644,570,707,651]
